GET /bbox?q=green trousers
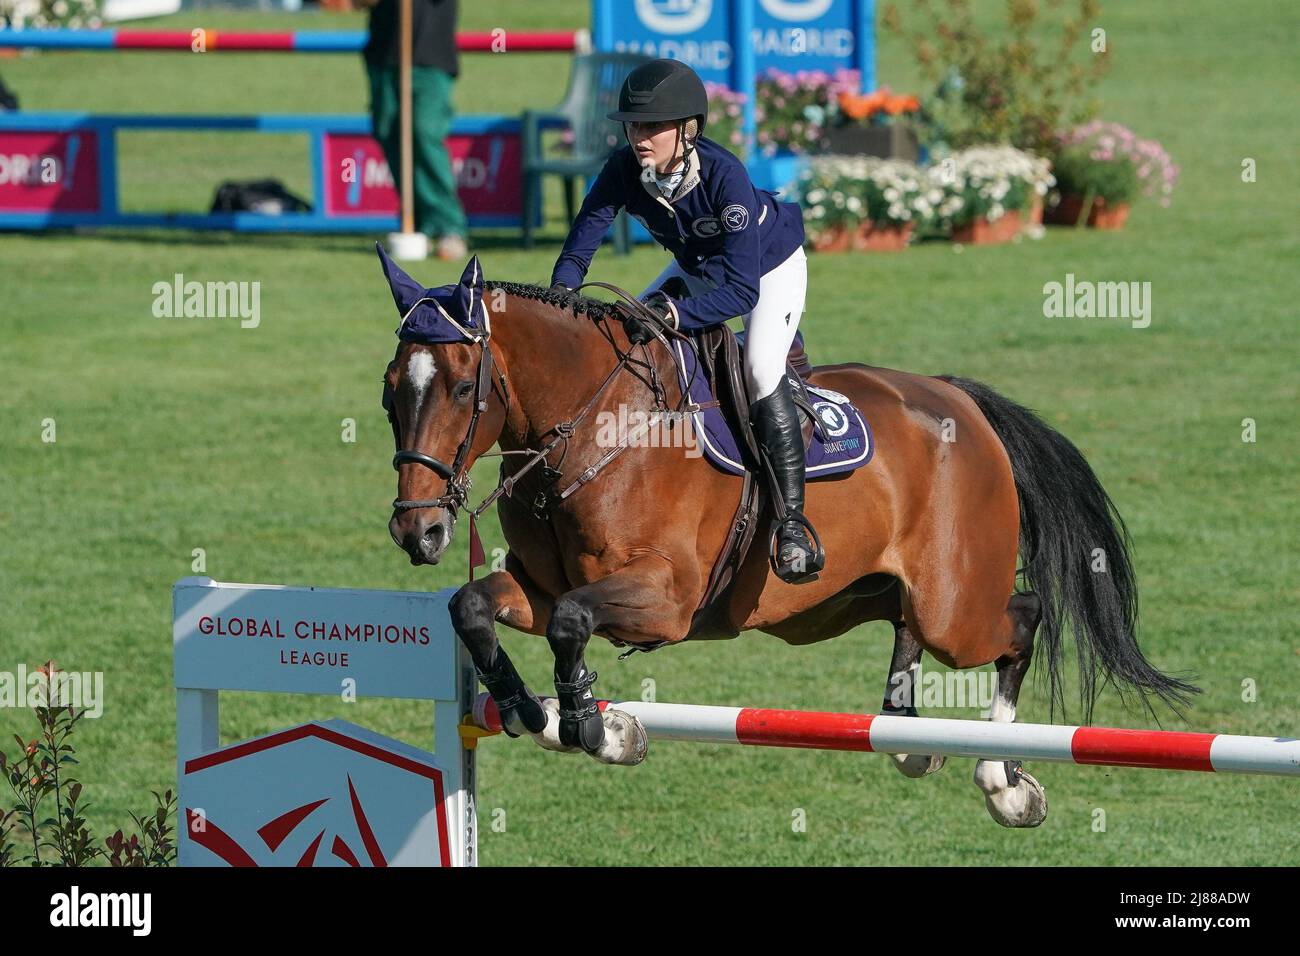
[367,63,468,239]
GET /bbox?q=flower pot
[825,124,920,163]
[810,226,854,253]
[1044,194,1131,230]
[1089,200,1130,230]
[854,220,914,251]
[951,210,1023,245]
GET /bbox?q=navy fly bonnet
[375,242,490,343]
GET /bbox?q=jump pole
[469,695,1300,777]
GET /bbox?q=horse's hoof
[977,761,1048,828]
[588,708,648,766]
[891,752,947,778]
[526,698,584,755]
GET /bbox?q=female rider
[550,58,823,584]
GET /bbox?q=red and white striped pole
[471,694,1300,777]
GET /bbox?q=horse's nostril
[423,524,445,548]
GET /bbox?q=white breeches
[640,246,807,401]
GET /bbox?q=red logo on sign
[0,130,101,212]
[323,131,522,217]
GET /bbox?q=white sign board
[173,578,458,701]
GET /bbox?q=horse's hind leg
[973,592,1048,828]
[880,621,947,778]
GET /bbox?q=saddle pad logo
[692,216,721,238]
[814,401,850,438]
[722,204,749,232]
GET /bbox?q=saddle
[688,324,816,469]
[655,297,872,638]
[678,324,857,637]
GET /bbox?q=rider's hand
[618,294,673,345]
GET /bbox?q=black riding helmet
[609,60,709,169]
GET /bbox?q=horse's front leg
[448,555,553,738]
[546,557,689,766]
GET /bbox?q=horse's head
[377,246,506,566]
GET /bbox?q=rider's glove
[618,292,674,345]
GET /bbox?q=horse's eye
[454,380,475,402]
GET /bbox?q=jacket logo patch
[722,203,749,232]
[692,217,722,238]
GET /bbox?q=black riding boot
[750,378,825,583]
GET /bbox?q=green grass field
[1,1,1296,866]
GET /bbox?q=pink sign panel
[0,130,101,213]
[323,131,522,218]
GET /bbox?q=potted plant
[882,0,1108,157]
[795,159,861,252]
[797,157,934,252]
[749,68,861,193]
[928,145,1054,245]
[849,157,932,250]
[827,88,924,162]
[1046,121,1180,229]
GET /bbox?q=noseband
[386,330,502,514]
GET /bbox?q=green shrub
[883,0,1108,154]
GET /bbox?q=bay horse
[381,264,1195,828]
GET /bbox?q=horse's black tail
[938,375,1198,722]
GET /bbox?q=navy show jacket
[551,137,806,331]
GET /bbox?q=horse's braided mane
[485,280,621,323]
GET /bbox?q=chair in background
[520,52,654,252]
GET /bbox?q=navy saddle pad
[670,331,873,478]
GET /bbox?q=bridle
[383,283,707,579]
[385,308,505,515]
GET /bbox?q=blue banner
[593,0,875,88]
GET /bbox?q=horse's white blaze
[407,351,437,415]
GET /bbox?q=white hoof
[891,752,947,778]
[588,708,648,766]
[524,701,648,765]
[525,699,583,754]
[975,760,1048,828]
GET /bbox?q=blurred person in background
[358,0,468,260]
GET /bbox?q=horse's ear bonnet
[375,242,489,344]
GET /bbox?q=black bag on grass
[209,179,312,215]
